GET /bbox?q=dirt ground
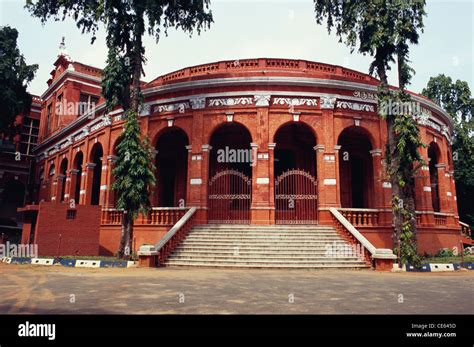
[0,263,473,314]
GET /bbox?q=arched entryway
[428,142,441,212]
[338,126,374,208]
[208,123,253,223]
[155,127,189,207]
[273,122,317,224]
[89,143,103,206]
[59,158,68,202]
[72,151,83,204]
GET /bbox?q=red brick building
[0,93,42,243]
[24,50,467,258]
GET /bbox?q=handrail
[337,208,382,212]
[142,207,197,266]
[155,207,197,250]
[330,208,396,260]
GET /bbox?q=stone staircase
[164,224,370,269]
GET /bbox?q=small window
[66,210,76,220]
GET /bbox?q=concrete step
[171,249,352,256]
[189,230,339,237]
[183,236,344,241]
[192,226,334,231]
[164,224,370,269]
[179,241,348,246]
[169,254,363,261]
[165,260,368,268]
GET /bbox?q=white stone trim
[190,178,202,185]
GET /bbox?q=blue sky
[1,0,472,97]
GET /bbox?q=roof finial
[58,37,71,61]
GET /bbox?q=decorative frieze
[139,104,152,116]
[189,97,206,109]
[154,102,190,114]
[320,96,337,109]
[208,97,253,107]
[273,97,318,107]
[254,94,271,107]
[336,100,375,112]
[353,90,377,101]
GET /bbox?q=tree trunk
[376,59,404,251]
[130,5,145,114]
[117,211,128,259]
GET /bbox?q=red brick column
[98,156,108,206]
[268,143,276,223]
[54,174,66,202]
[370,149,384,209]
[436,163,449,213]
[447,170,459,218]
[415,149,435,226]
[50,176,59,203]
[194,144,211,223]
[250,142,272,224]
[80,162,96,205]
[63,172,71,202]
[105,155,118,208]
[315,144,339,223]
[67,169,79,205]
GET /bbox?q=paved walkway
[0,264,473,314]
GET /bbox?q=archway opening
[155,127,189,207]
[90,143,103,206]
[73,152,83,204]
[428,142,441,212]
[209,123,253,177]
[208,123,253,223]
[274,122,316,176]
[338,126,374,208]
[273,122,317,224]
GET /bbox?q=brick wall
[24,202,100,256]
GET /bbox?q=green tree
[313,0,426,266]
[26,0,213,258]
[112,110,156,258]
[422,75,474,226]
[0,26,38,137]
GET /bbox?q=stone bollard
[137,245,158,267]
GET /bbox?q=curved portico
[32,58,462,255]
